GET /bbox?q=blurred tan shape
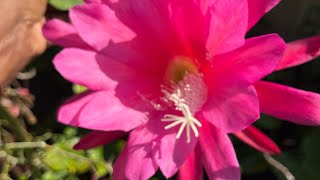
[0,0,47,86]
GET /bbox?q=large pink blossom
[43,0,286,179]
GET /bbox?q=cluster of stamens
[161,81,203,143]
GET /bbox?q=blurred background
[0,0,319,179]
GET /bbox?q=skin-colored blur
[0,0,47,86]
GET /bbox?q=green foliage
[41,128,110,178]
[42,145,91,174]
[48,0,83,11]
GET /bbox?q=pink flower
[43,0,286,179]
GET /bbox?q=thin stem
[4,141,47,149]
[0,104,31,141]
[263,153,295,180]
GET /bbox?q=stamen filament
[160,73,207,143]
[176,122,186,139]
[164,119,184,129]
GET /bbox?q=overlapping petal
[42,19,90,49]
[203,34,285,133]
[276,36,320,70]
[69,3,136,51]
[210,34,286,89]
[57,90,147,131]
[74,130,126,150]
[168,0,209,58]
[177,148,203,180]
[113,126,158,180]
[137,114,198,178]
[198,121,240,180]
[206,0,248,55]
[255,81,320,126]
[202,86,259,133]
[53,48,145,90]
[233,125,281,154]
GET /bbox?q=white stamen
[161,85,203,143]
[160,73,207,143]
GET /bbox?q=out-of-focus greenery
[1,0,319,179]
[48,0,83,11]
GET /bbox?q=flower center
[161,56,207,143]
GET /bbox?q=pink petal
[69,4,136,51]
[255,81,320,126]
[209,34,286,89]
[202,34,285,133]
[145,114,198,178]
[108,0,198,56]
[42,19,91,49]
[58,90,147,131]
[233,125,281,154]
[206,0,248,55]
[53,48,140,90]
[177,149,203,180]
[202,86,260,133]
[74,130,126,150]
[247,0,281,30]
[113,126,158,180]
[168,0,209,58]
[198,120,240,180]
[193,0,215,14]
[155,132,197,178]
[276,36,320,71]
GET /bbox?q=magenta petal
[210,34,286,89]
[74,130,126,150]
[53,48,142,90]
[255,81,320,126]
[156,132,197,178]
[177,149,203,180]
[69,4,135,51]
[203,34,285,132]
[113,126,158,180]
[247,0,280,30]
[144,115,198,178]
[199,121,240,180]
[233,125,281,154]
[58,90,147,131]
[206,0,248,55]
[202,86,259,133]
[194,0,215,14]
[42,19,91,49]
[276,36,320,71]
[168,0,209,58]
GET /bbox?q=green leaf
[87,147,110,177]
[42,146,91,174]
[93,161,109,178]
[49,0,83,11]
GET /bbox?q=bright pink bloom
[43,0,286,179]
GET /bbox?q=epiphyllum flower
[43,0,286,179]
